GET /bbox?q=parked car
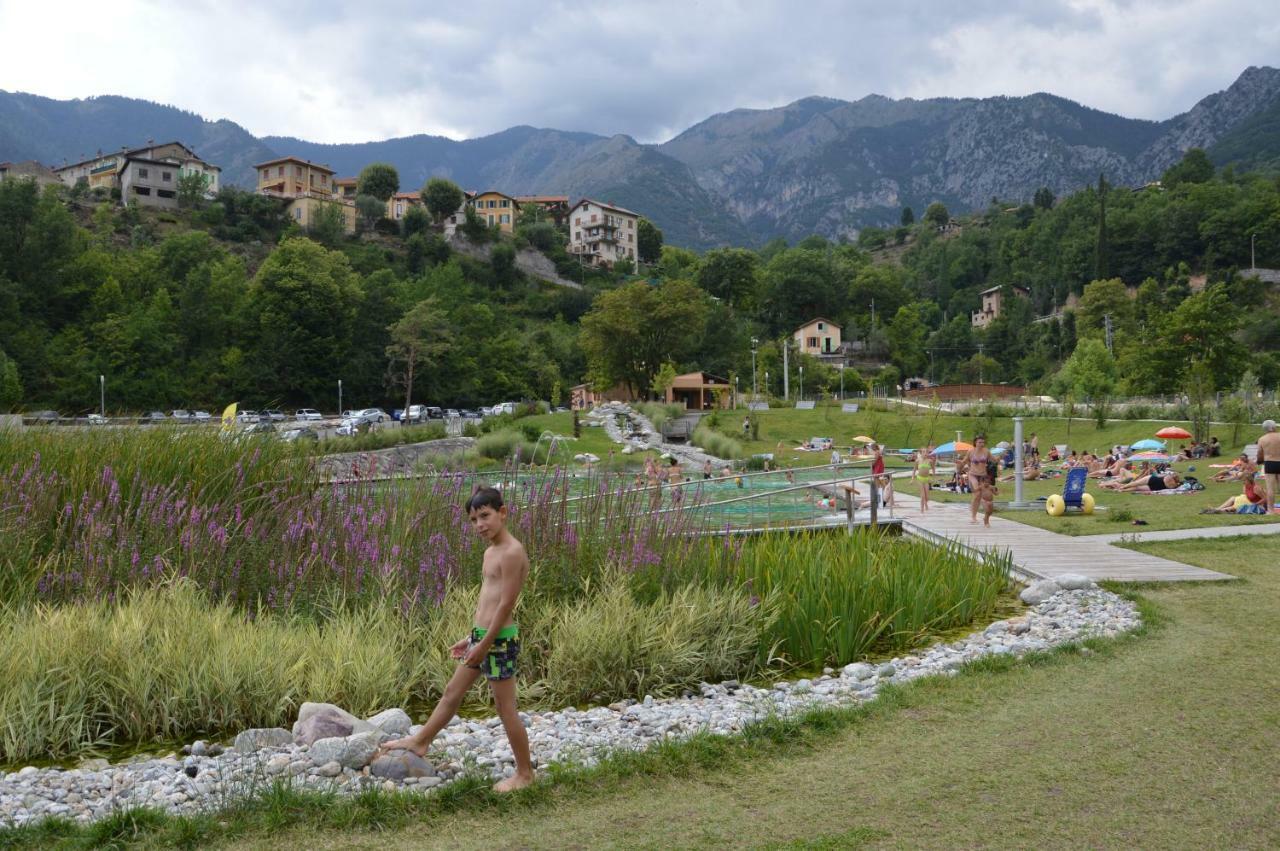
[86,413,107,426]
[26,410,60,425]
[262,409,286,423]
[336,418,366,437]
[445,408,459,419]
[172,409,195,422]
[426,406,444,419]
[237,410,259,424]
[243,420,276,435]
[392,408,405,422]
[406,404,427,423]
[192,410,211,422]
[280,426,319,442]
[356,407,388,424]
[141,411,167,425]
[294,408,323,421]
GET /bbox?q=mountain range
[3,67,1279,249]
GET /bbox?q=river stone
[308,730,382,770]
[1019,579,1062,605]
[366,708,412,736]
[876,663,896,678]
[1054,573,1095,591]
[234,727,294,752]
[842,662,874,680]
[370,750,436,781]
[314,761,342,778]
[292,702,376,745]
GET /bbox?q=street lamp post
[750,337,759,400]
[734,376,740,407]
[99,375,105,418]
[765,371,770,400]
[839,364,844,401]
[337,379,343,417]
[1252,233,1257,270]
[799,366,804,402]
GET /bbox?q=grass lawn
[188,535,1276,850]
[927,472,1280,535]
[499,411,648,465]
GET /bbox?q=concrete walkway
[895,501,1235,583]
[1081,522,1280,544]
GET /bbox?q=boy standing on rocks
[377,486,535,793]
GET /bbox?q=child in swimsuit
[913,448,932,512]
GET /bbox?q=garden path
[896,502,1234,583]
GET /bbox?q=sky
[1,0,1277,144]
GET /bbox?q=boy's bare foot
[493,771,535,793]
[375,736,429,759]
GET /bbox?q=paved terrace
[894,502,1236,583]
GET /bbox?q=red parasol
[1155,426,1192,440]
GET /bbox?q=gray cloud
[1,0,1277,143]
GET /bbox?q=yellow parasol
[853,435,876,443]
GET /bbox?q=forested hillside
[1,148,1278,415]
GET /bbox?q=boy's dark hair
[465,485,504,513]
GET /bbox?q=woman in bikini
[913,447,932,512]
[965,435,992,523]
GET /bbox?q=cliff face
[659,67,1280,242]
[3,67,1278,248]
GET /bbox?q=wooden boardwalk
[892,502,1235,583]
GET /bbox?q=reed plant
[635,402,682,433]
[674,531,1012,667]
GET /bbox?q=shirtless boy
[377,486,535,792]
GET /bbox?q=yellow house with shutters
[469,191,520,233]
[254,156,355,234]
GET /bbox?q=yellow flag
[221,402,238,432]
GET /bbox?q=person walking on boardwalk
[965,435,993,524]
[913,447,932,512]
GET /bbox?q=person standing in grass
[377,486,535,793]
[1256,420,1280,514]
[913,447,932,512]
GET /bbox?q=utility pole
[839,364,844,400]
[1104,314,1113,353]
[799,365,804,402]
[1252,233,1257,270]
[977,344,985,384]
[338,379,343,416]
[99,374,105,418]
[782,338,790,401]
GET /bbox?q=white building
[567,199,640,272]
[54,141,220,207]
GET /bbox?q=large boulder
[293,702,375,746]
[1054,573,1096,591]
[233,728,294,752]
[307,730,382,770]
[1019,579,1062,605]
[841,662,875,681]
[366,708,412,737]
[370,749,436,781]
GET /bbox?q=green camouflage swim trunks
[466,625,520,680]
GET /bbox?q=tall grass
[691,424,744,460]
[0,580,768,763]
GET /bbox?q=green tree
[1056,338,1117,427]
[1095,173,1109,281]
[651,361,678,398]
[176,171,211,208]
[759,247,845,335]
[490,243,517,287]
[579,279,709,398]
[696,248,759,307]
[308,202,347,247]
[422,178,464,224]
[900,206,915,226]
[637,218,663,265]
[386,297,452,413]
[1162,148,1214,188]
[355,194,385,232]
[1075,277,1132,338]
[356,163,399,202]
[1033,187,1055,210]
[923,202,950,228]
[886,304,928,376]
[244,238,360,404]
[402,204,430,238]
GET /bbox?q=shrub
[474,429,526,461]
[635,401,682,433]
